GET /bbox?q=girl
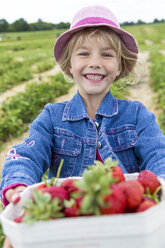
[1,4,165,208]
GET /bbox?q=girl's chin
[81,89,109,97]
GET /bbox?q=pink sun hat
[54,5,138,62]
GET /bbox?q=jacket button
[95,122,99,128]
[97,141,102,148]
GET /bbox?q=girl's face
[69,34,121,100]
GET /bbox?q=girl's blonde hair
[58,27,138,83]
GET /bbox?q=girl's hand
[5,185,26,204]
[3,186,27,248]
[3,237,12,248]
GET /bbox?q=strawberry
[64,196,84,217]
[36,183,47,191]
[61,179,79,196]
[136,199,156,212]
[112,165,125,183]
[118,180,144,211]
[64,202,79,217]
[94,158,125,183]
[74,165,116,215]
[13,215,24,223]
[100,184,126,215]
[75,196,83,209]
[137,170,161,194]
[40,185,69,201]
[22,190,65,224]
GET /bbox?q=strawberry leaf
[22,190,64,224]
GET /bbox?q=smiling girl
[1,3,165,215]
[1,5,165,247]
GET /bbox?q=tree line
[0,18,165,33]
[0,18,70,32]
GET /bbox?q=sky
[0,0,165,24]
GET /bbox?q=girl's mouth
[84,74,105,83]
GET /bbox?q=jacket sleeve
[0,104,54,193]
[134,103,165,179]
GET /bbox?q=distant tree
[0,19,9,32]
[11,18,29,31]
[29,20,56,31]
[153,18,159,23]
[37,18,44,23]
[55,22,70,29]
[121,21,135,26]
[137,19,146,25]
[153,18,165,23]
[160,19,165,23]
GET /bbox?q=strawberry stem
[54,159,64,185]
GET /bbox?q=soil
[0,51,162,172]
[126,51,162,120]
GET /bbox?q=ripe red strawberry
[75,196,83,209]
[64,204,79,217]
[61,179,79,196]
[112,165,125,183]
[137,170,161,194]
[13,215,24,223]
[36,183,47,191]
[100,184,126,215]
[64,196,84,217]
[136,199,156,212]
[118,180,144,211]
[40,185,69,201]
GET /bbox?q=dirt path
[0,51,162,172]
[0,65,60,106]
[127,51,162,121]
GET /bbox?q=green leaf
[42,168,49,182]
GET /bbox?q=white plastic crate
[1,174,165,248]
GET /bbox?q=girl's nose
[89,63,101,69]
[89,57,101,69]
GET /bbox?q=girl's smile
[83,73,106,83]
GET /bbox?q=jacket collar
[62,90,118,121]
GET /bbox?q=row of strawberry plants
[0,73,72,150]
[0,53,55,94]
[149,51,165,133]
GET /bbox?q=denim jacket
[1,90,165,192]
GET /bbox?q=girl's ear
[69,65,73,75]
[117,67,121,77]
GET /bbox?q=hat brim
[54,23,138,62]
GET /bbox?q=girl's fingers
[5,189,15,203]
[2,237,13,248]
[5,186,27,203]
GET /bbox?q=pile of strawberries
[14,158,162,224]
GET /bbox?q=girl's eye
[78,52,89,56]
[102,53,113,57]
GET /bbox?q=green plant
[0,200,5,246]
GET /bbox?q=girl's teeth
[86,75,104,80]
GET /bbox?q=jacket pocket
[106,125,138,152]
[106,125,138,172]
[51,130,82,177]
